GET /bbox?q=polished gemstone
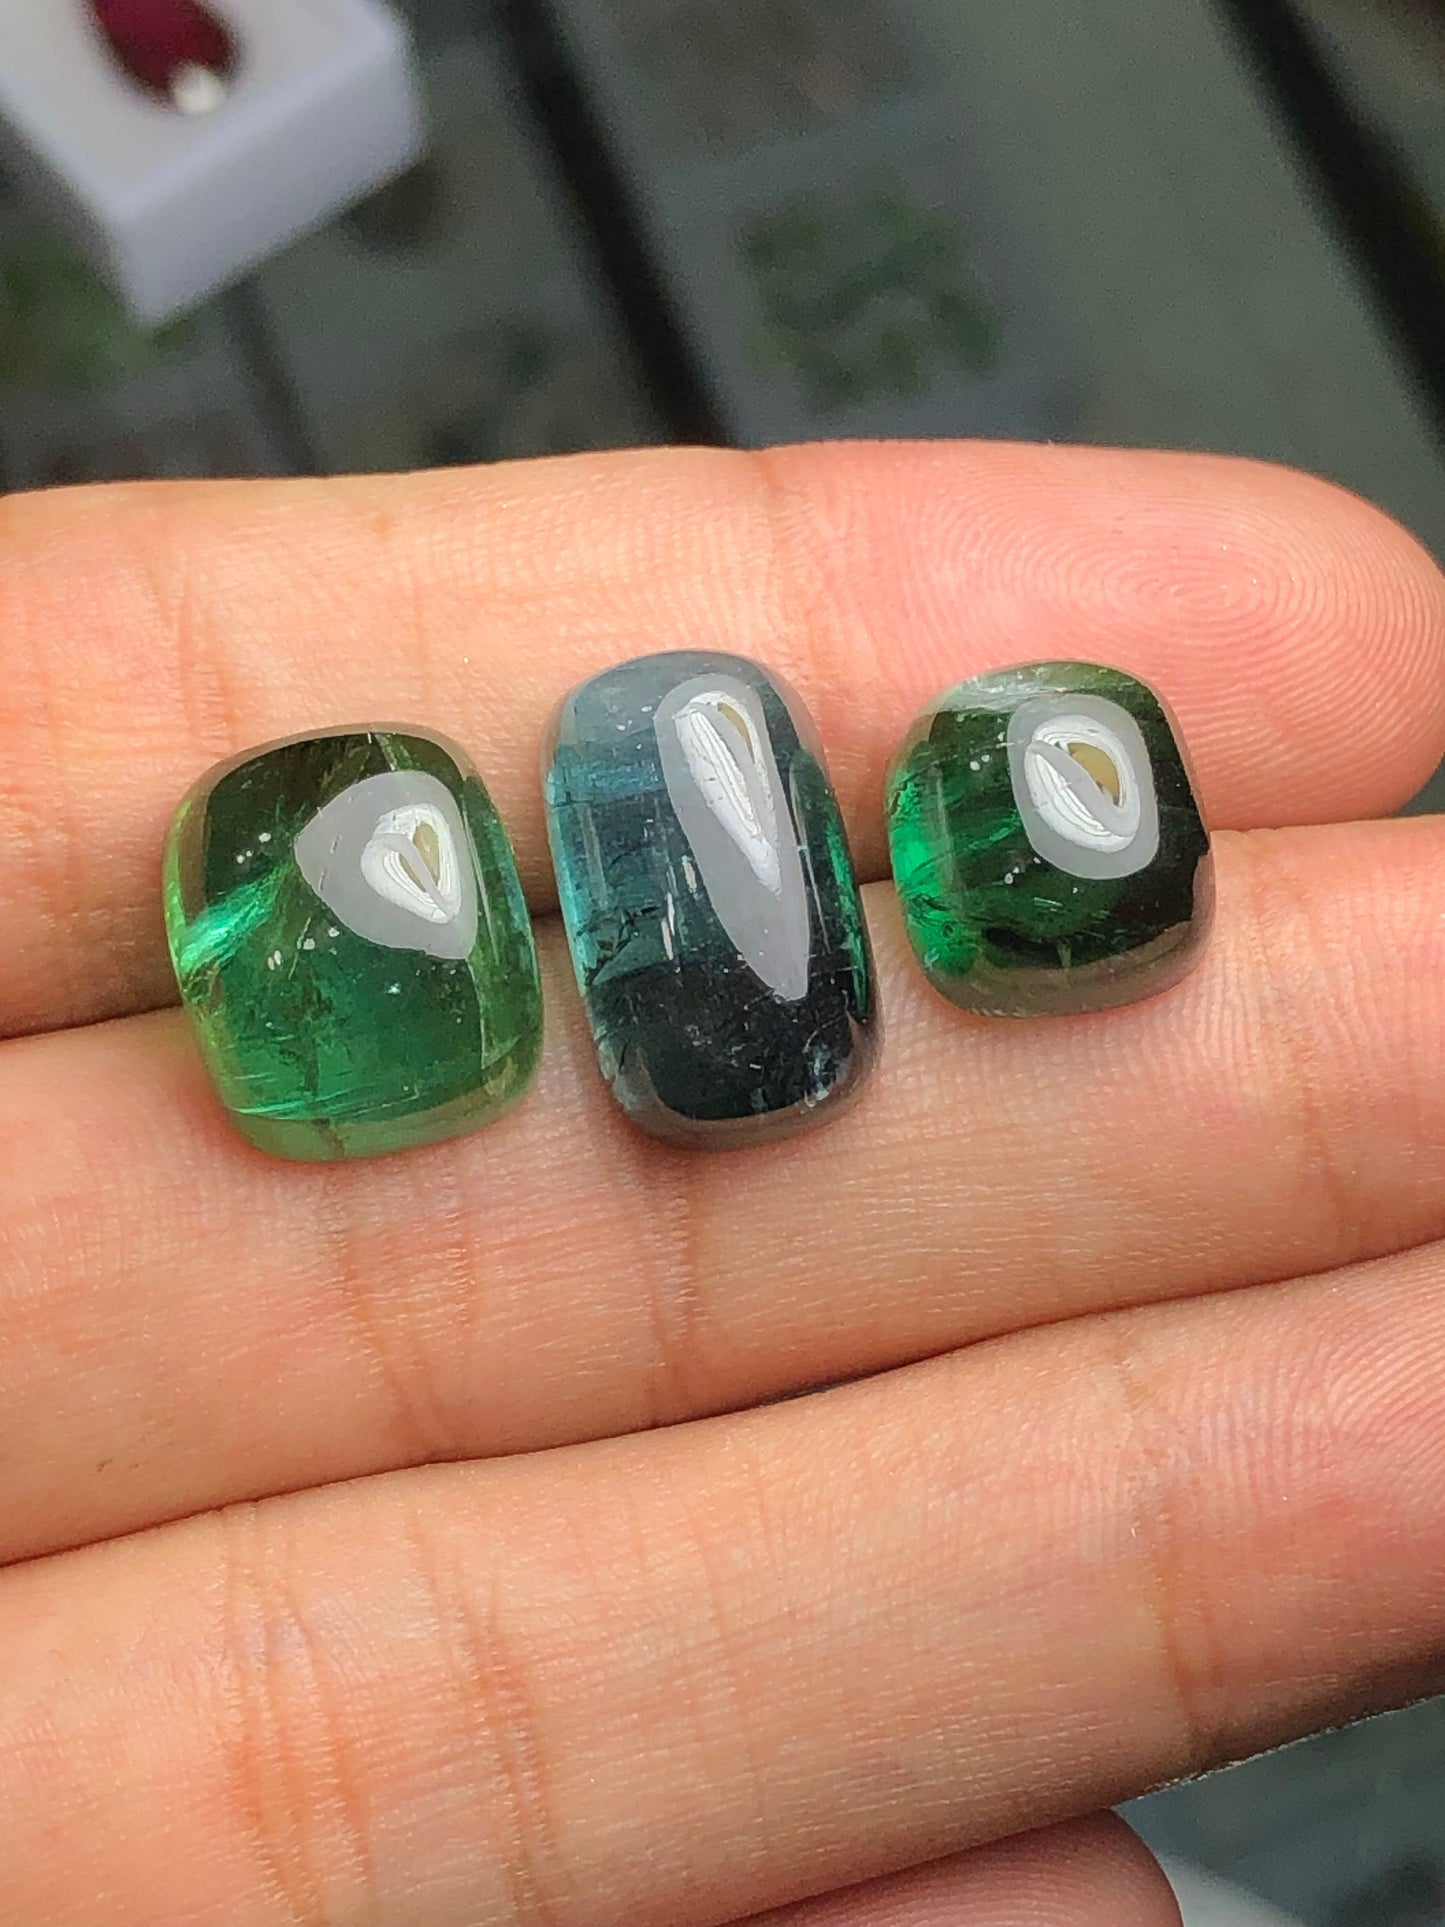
[886,661,1212,1016]
[89,0,237,113]
[544,651,877,1147]
[164,728,542,1159]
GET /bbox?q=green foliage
[0,228,197,394]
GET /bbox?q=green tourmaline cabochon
[885,662,1212,1017]
[164,728,542,1160]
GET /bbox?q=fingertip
[1187,457,1445,825]
[760,440,1445,832]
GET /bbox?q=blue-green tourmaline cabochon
[544,652,878,1148]
[163,728,543,1160]
[885,661,1213,1016]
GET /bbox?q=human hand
[2,441,1443,1926]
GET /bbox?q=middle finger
[2,816,1444,1560]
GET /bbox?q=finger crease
[1240,834,1360,1261]
[313,1164,456,1466]
[1103,1320,1233,1774]
[623,1131,720,1428]
[402,1507,568,1927]
[746,446,884,824]
[216,1502,378,1926]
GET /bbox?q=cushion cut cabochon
[164,729,542,1160]
[545,651,877,1148]
[886,662,1212,1017]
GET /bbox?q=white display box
[0,0,424,323]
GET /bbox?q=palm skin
[1,440,1444,1927]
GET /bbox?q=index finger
[1,439,1442,1035]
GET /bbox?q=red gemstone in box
[88,0,236,110]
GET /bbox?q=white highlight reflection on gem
[672,695,784,893]
[1022,711,1142,856]
[294,770,479,961]
[656,674,812,1002]
[360,802,466,927]
[1007,692,1160,881]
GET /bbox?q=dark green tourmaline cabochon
[544,651,877,1148]
[163,728,542,1159]
[885,662,1213,1017]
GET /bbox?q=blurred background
[1,2,1443,1920]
